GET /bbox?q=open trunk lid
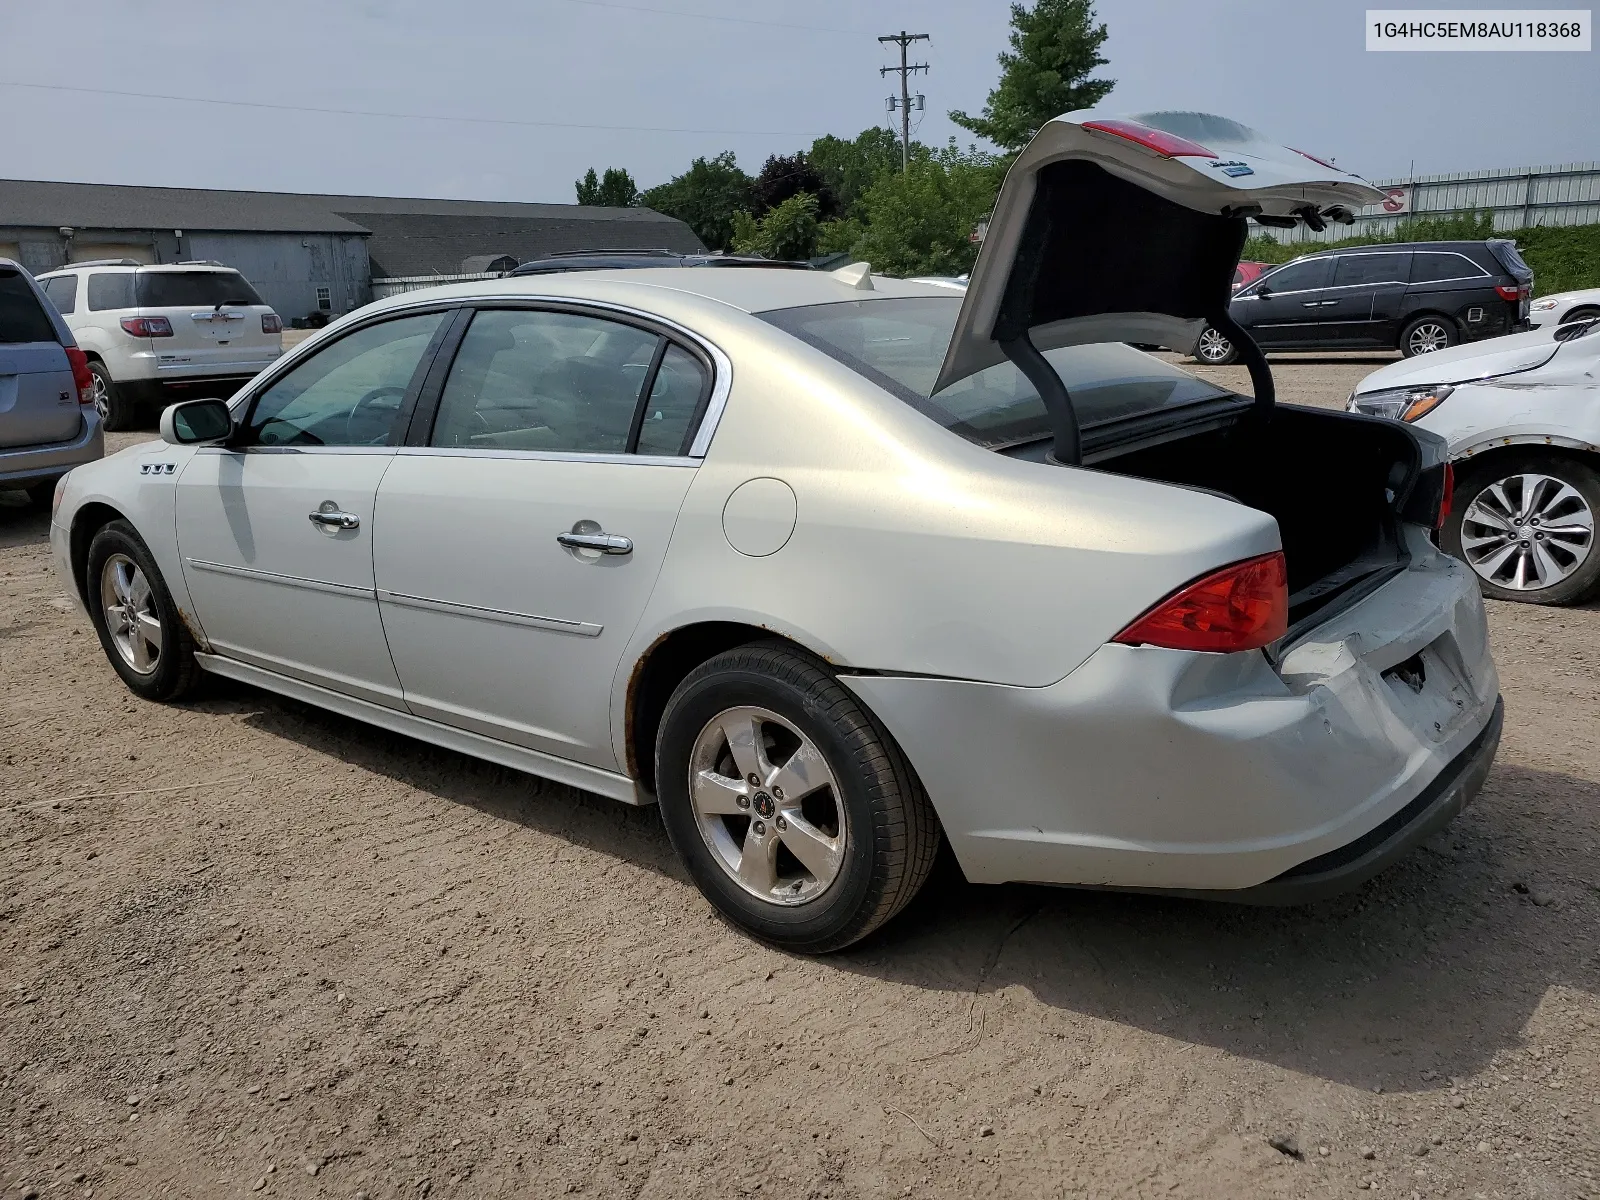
[934,110,1383,408]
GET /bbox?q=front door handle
[309,507,360,530]
[557,530,633,555]
[1302,300,1321,307]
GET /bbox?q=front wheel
[1191,325,1238,365]
[1442,455,1600,605]
[1400,316,1458,357]
[85,520,203,699]
[655,642,940,953]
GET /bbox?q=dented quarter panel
[843,532,1497,891]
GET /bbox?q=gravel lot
[2,355,1597,1199]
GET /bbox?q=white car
[1528,286,1600,330]
[1350,319,1600,604]
[35,261,283,431]
[49,111,1502,951]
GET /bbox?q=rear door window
[136,271,264,307]
[41,275,78,315]
[1410,252,1486,284]
[0,269,59,344]
[87,273,136,311]
[1332,253,1410,287]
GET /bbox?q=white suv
[35,261,283,430]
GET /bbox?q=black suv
[1193,239,1533,363]
[509,248,811,276]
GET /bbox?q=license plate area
[1381,635,1476,742]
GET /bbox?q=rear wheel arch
[625,621,843,796]
[1398,311,1459,354]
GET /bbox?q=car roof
[40,261,243,275]
[357,266,957,318]
[1295,240,1495,258]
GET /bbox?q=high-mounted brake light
[1113,552,1288,654]
[1081,118,1214,159]
[261,312,282,335]
[1290,147,1340,171]
[64,346,95,407]
[120,316,173,338]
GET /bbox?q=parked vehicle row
[48,111,1502,953]
[35,260,283,431]
[1192,238,1534,363]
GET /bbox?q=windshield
[136,270,264,308]
[760,296,1233,449]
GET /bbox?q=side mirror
[1254,284,1272,298]
[161,398,234,445]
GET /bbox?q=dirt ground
[2,355,1597,1200]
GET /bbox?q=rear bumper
[0,413,104,486]
[844,540,1500,897]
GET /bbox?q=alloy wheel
[687,705,846,906]
[1460,473,1595,591]
[99,553,163,674]
[92,371,110,421]
[1407,321,1450,354]
[1196,327,1234,363]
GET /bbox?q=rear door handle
[557,531,633,555]
[309,508,360,530]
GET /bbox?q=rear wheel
[1443,454,1600,605]
[90,360,139,431]
[85,520,203,699]
[1191,326,1238,365]
[1400,316,1457,357]
[655,641,940,953]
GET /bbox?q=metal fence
[370,272,501,300]
[1257,161,1600,245]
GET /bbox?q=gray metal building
[0,179,704,321]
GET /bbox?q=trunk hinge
[1208,310,1275,419]
[999,331,1081,466]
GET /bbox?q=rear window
[1332,252,1410,287]
[41,274,78,314]
[136,270,263,308]
[88,273,137,311]
[1410,252,1486,284]
[0,269,59,344]
[1487,239,1532,282]
[760,296,1233,450]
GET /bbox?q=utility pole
[879,30,929,172]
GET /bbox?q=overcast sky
[0,0,1593,202]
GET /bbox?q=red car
[1232,260,1271,291]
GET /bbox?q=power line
[0,80,822,139]
[878,31,929,172]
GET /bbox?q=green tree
[950,0,1115,151]
[640,152,754,251]
[847,143,1005,277]
[730,192,822,261]
[806,128,906,218]
[574,166,640,207]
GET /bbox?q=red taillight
[1114,552,1289,654]
[64,346,95,406]
[120,315,173,338]
[1494,283,1526,302]
[1290,147,1340,171]
[261,312,282,334]
[1081,118,1214,159]
[1438,463,1454,529]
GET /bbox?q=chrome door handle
[309,508,360,530]
[557,531,633,555]
[1302,300,1321,307]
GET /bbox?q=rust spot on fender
[624,630,673,780]
[176,607,211,653]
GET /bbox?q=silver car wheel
[1407,321,1451,354]
[1460,472,1595,591]
[687,705,847,907]
[99,553,163,674]
[1196,327,1233,363]
[91,370,110,420]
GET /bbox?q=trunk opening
[1097,406,1421,630]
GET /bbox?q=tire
[1400,315,1458,357]
[85,520,203,700]
[654,641,940,953]
[1191,325,1238,365]
[1442,454,1600,605]
[90,360,139,432]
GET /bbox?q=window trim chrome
[392,446,699,467]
